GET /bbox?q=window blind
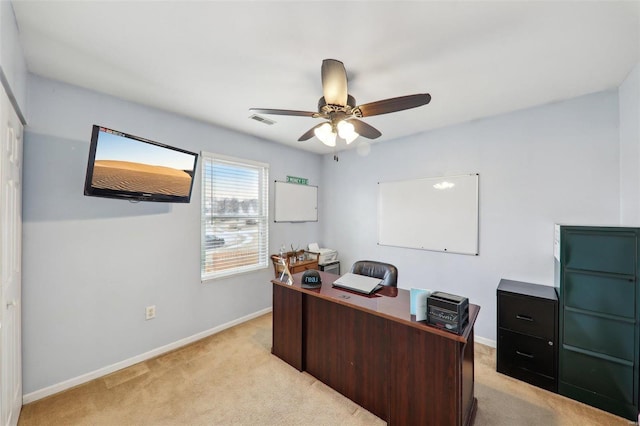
[201,152,269,280]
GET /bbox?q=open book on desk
[332,272,383,295]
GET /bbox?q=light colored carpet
[19,313,633,425]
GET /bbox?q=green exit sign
[286,176,308,185]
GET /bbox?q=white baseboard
[475,335,496,348]
[23,307,272,404]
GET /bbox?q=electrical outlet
[145,305,156,320]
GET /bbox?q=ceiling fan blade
[356,93,431,117]
[249,108,317,117]
[298,123,325,141]
[321,59,348,106]
[349,119,382,139]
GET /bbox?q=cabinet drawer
[499,293,555,339]
[563,310,635,361]
[564,230,637,275]
[290,261,318,274]
[564,271,635,319]
[498,329,555,378]
[561,347,633,405]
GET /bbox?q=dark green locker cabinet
[555,225,639,420]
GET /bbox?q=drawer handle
[516,350,535,359]
[515,314,533,322]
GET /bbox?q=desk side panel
[304,296,389,420]
[389,322,462,425]
[462,329,477,426]
[272,283,303,370]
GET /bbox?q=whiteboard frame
[377,173,479,255]
[274,180,318,223]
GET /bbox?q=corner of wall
[619,61,640,225]
[0,0,28,123]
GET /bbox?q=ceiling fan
[249,59,431,147]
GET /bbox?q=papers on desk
[410,288,433,321]
[332,273,383,295]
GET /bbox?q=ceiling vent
[249,114,276,125]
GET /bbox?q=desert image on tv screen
[91,129,195,197]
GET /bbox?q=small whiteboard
[378,174,479,255]
[274,181,318,222]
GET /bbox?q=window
[201,152,269,280]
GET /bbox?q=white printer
[308,242,338,265]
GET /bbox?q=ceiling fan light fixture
[314,122,336,147]
[250,60,431,146]
[337,120,359,144]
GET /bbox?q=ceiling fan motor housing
[318,95,357,114]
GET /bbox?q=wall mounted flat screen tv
[84,125,198,203]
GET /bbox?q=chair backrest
[350,260,398,287]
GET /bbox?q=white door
[0,85,23,426]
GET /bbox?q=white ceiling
[11,1,640,154]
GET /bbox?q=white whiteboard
[378,174,479,255]
[274,181,318,222]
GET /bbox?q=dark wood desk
[272,271,480,426]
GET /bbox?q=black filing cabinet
[497,279,558,392]
[555,226,640,420]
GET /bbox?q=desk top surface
[272,270,480,343]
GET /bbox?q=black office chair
[350,260,398,287]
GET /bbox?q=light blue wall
[22,75,322,394]
[619,62,640,225]
[320,90,621,341]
